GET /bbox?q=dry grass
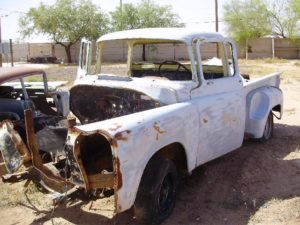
[294,61,300,67]
[248,197,300,225]
[238,59,300,81]
[0,180,52,208]
[262,58,290,64]
[16,59,300,83]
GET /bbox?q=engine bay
[70,85,161,124]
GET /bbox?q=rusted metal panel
[0,162,7,176]
[88,173,114,189]
[72,134,90,190]
[24,109,73,193]
[0,120,31,173]
[70,85,160,124]
[0,67,45,84]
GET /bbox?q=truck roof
[97,28,224,44]
[0,67,45,84]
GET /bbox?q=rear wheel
[259,112,273,142]
[134,156,177,225]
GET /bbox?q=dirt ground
[0,59,299,225]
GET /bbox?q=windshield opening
[97,40,193,81]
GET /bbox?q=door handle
[207,81,214,85]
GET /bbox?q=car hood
[73,74,194,105]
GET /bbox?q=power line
[183,20,225,24]
[0,8,26,14]
[183,17,243,24]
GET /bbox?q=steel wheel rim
[158,174,173,213]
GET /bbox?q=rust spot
[67,117,76,128]
[153,122,166,134]
[110,138,118,149]
[108,123,123,132]
[203,118,208,123]
[109,137,118,149]
[153,122,166,141]
[114,130,131,141]
[116,157,122,190]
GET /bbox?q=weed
[263,58,289,64]
[294,62,300,67]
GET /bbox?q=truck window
[200,42,235,80]
[130,42,192,81]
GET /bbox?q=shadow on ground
[17,123,300,225]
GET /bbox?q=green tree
[111,0,183,31]
[111,3,140,30]
[224,0,300,41]
[287,0,300,38]
[19,0,109,63]
[267,0,299,38]
[111,0,183,60]
[291,0,300,16]
[223,0,271,45]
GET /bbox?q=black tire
[259,112,274,142]
[134,156,177,225]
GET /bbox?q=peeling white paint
[71,28,283,213]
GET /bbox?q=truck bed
[244,72,281,95]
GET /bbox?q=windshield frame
[95,39,199,82]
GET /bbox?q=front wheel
[259,112,274,142]
[134,156,177,225]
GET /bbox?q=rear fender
[245,86,283,138]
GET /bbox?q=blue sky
[0,0,230,42]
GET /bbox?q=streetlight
[0,14,9,67]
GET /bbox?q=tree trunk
[245,39,248,60]
[55,41,73,63]
[142,44,146,61]
[65,45,72,63]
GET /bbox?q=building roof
[98,28,224,44]
[0,67,45,84]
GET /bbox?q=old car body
[0,67,69,177]
[0,28,283,224]
[71,28,282,213]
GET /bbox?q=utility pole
[120,0,123,30]
[0,15,8,67]
[215,0,219,32]
[9,39,14,67]
[0,17,2,67]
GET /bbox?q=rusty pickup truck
[0,28,283,224]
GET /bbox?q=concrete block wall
[237,38,300,59]
[6,38,300,63]
[247,38,273,59]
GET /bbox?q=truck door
[77,39,92,79]
[193,40,246,166]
